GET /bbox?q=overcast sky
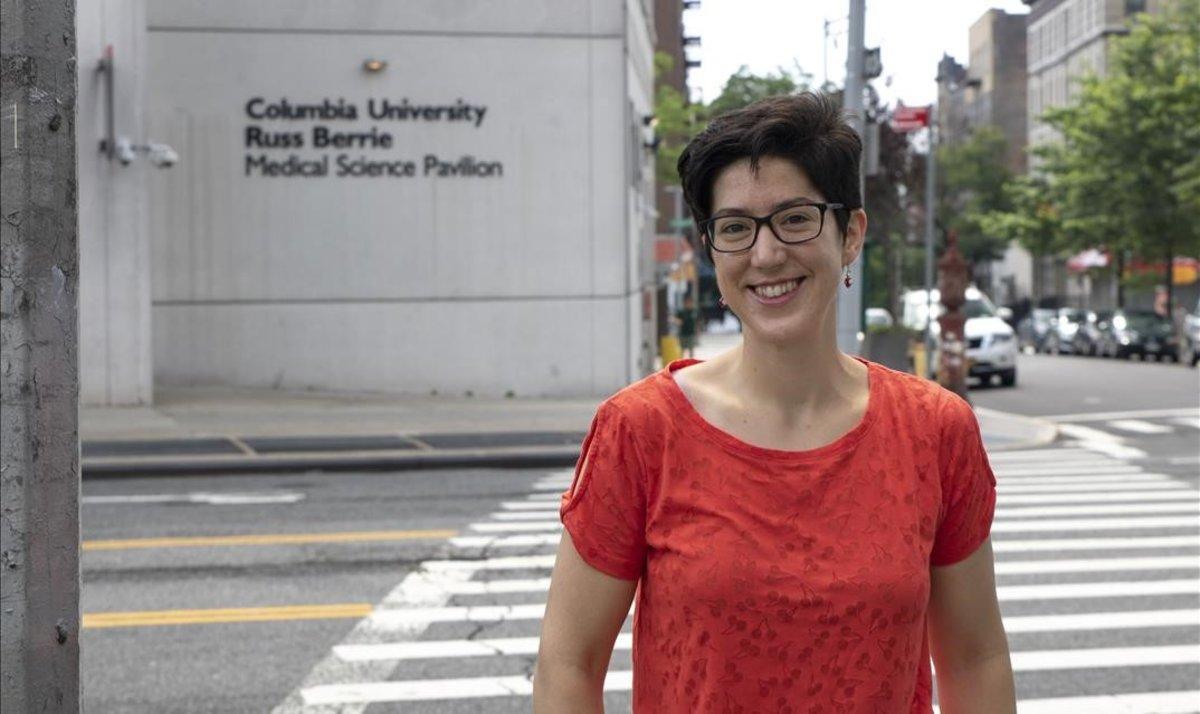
[683,0,1031,108]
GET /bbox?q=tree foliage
[706,64,810,117]
[653,61,813,186]
[1029,0,1200,264]
[937,126,1013,266]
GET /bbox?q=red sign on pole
[891,105,931,133]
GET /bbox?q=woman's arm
[534,531,639,713]
[928,538,1016,714]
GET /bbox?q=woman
[534,93,1014,713]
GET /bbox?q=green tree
[1037,0,1200,312]
[937,126,1013,268]
[707,64,810,117]
[979,175,1065,301]
[653,52,703,186]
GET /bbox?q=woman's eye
[720,222,750,234]
[782,213,810,224]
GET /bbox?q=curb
[82,446,582,479]
[973,406,1059,452]
[82,410,1058,477]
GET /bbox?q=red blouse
[559,358,996,713]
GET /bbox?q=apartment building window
[1126,0,1146,15]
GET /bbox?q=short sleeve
[559,402,648,580]
[930,393,997,567]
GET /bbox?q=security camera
[114,137,136,166]
[146,142,179,169]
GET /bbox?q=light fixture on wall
[362,59,388,73]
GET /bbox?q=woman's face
[706,156,864,346]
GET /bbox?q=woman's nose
[749,223,787,268]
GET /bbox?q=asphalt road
[971,351,1199,416]
[81,353,1199,712]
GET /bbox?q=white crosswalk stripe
[276,444,1200,712]
[1105,419,1175,434]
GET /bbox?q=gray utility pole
[836,0,866,354]
[1,0,82,710]
[924,105,938,373]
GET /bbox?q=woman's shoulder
[596,364,681,428]
[865,359,968,426]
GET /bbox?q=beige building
[936,9,1029,305]
[1024,0,1164,307]
[1026,0,1163,153]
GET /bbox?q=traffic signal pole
[837,0,866,354]
[1,0,82,710]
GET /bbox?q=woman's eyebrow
[711,196,820,217]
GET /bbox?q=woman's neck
[726,323,861,420]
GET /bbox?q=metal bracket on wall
[96,44,115,160]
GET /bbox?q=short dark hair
[677,92,861,260]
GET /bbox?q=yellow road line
[83,528,458,551]
[83,603,374,629]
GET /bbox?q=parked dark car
[1016,308,1057,352]
[1095,310,1179,361]
[1070,309,1113,356]
[1043,308,1088,354]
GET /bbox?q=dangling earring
[718,295,727,307]
[843,267,853,288]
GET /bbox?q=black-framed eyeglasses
[700,202,845,253]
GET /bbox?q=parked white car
[902,287,1018,387]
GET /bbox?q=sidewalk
[81,330,1055,477]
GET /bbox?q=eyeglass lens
[710,205,823,252]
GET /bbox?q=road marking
[84,603,373,629]
[300,645,1200,705]
[1055,425,1148,459]
[995,474,1167,486]
[993,556,1199,574]
[986,447,1103,461]
[991,515,1200,531]
[422,554,555,571]
[369,603,548,627]
[1042,407,1199,422]
[301,675,536,705]
[500,501,563,510]
[999,490,1199,504]
[1007,644,1200,671]
[523,492,560,501]
[339,609,1200,664]
[1001,609,1200,633]
[531,482,571,491]
[992,535,1200,552]
[468,521,561,532]
[1171,416,1200,429]
[954,691,1200,714]
[995,502,1199,518]
[490,511,559,520]
[992,464,1145,477]
[82,491,306,505]
[83,529,457,551]
[336,633,631,662]
[1105,419,1175,434]
[996,481,1187,493]
[996,579,1199,600]
[450,533,560,549]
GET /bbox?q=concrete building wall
[77,0,155,405]
[136,0,654,398]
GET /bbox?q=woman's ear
[841,208,868,267]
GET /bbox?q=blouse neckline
[659,356,880,462]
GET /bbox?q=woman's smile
[748,276,805,305]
